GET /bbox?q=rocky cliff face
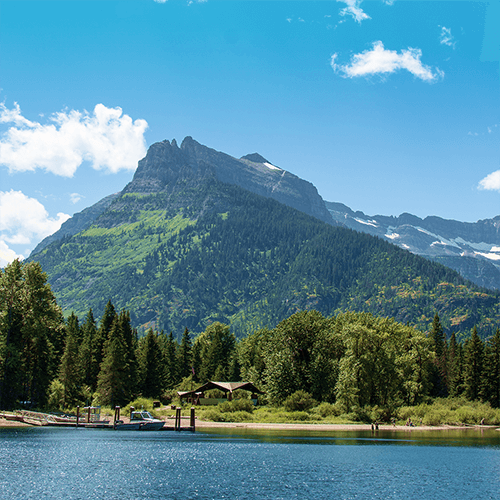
[123,137,334,225]
[326,201,500,290]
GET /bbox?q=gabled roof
[178,380,263,398]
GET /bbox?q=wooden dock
[1,407,195,432]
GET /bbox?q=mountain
[32,192,120,255]
[122,136,334,225]
[29,138,500,339]
[326,202,500,291]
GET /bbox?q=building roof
[178,380,263,398]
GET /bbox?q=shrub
[283,390,317,412]
[203,408,225,422]
[221,411,253,422]
[345,406,371,422]
[288,411,310,422]
[311,402,336,418]
[219,399,254,413]
[47,380,64,411]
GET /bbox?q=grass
[53,396,500,427]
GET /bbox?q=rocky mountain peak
[241,153,270,164]
[122,137,334,225]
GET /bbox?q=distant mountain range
[30,137,500,338]
[326,202,500,291]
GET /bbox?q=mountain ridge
[326,201,500,290]
[122,136,334,226]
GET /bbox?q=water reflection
[0,426,499,499]
[197,426,500,448]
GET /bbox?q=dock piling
[190,407,195,431]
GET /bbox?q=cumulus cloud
[439,26,456,48]
[331,41,444,82]
[478,171,500,191]
[337,0,370,23]
[0,240,20,268]
[0,102,148,177]
[0,190,70,266]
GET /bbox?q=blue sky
[0,0,499,266]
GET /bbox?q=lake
[1,426,499,499]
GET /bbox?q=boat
[130,410,165,431]
[113,420,143,430]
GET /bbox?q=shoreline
[194,420,497,432]
[1,416,498,432]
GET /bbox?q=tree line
[1,259,499,412]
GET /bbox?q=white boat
[130,411,165,431]
[114,420,143,430]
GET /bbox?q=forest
[1,259,499,422]
[30,178,500,339]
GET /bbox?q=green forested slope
[31,179,500,339]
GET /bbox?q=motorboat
[130,410,165,431]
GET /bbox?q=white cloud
[0,102,148,177]
[0,190,70,265]
[337,0,370,23]
[439,26,456,48]
[70,193,84,204]
[478,170,500,191]
[0,240,21,268]
[154,0,167,3]
[331,41,444,82]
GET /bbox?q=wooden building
[178,381,263,406]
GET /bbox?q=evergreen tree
[428,313,448,397]
[93,301,116,389]
[117,310,138,399]
[464,327,484,401]
[484,329,500,408]
[0,260,25,409]
[0,260,65,408]
[177,327,193,380]
[79,309,98,391]
[446,332,461,396]
[59,313,82,407]
[157,331,178,388]
[96,315,130,408]
[138,329,163,398]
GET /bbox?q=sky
[0,0,499,266]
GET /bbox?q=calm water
[1,426,499,499]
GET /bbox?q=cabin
[178,381,263,406]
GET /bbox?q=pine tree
[464,327,484,401]
[157,330,178,388]
[0,260,65,408]
[177,327,193,380]
[117,310,138,399]
[0,260,25,409]
[446,332,461,396]
[484,329,500,408]
[138,329,163,398]
[59,313,82,408]
[79,309,98,390]
[428,313,448,397]
[93,301,116,389]
[96,316,130,408]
